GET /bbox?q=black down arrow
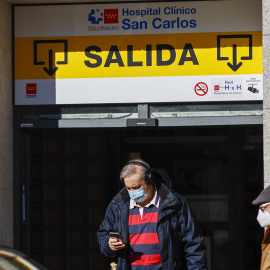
[227,44,242,72]
[43,49,58,76]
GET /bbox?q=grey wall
[263,0,270,187]
[0,0,13,247]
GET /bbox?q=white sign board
[14,1,262,105]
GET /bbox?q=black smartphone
[109,232,124,242]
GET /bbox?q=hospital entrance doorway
[19,125,263,270]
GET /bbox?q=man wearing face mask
[97,159,207,270]
[253,186,270,270]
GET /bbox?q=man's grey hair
[120,159,150,182]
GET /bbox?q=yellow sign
[15,31,262,80]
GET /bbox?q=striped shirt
[129,190,162,270]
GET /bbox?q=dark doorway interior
[20,125,263,270]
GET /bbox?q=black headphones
[120,161,152,185]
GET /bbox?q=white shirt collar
[129,186,159,209]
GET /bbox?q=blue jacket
[97,183,207,270]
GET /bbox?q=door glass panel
[23,126,263,270]
[123,125,263,270]
[24,129,120,270]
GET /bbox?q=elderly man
[253,186,270,270]
[97,159,207,270]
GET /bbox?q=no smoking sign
[195,82,208,96]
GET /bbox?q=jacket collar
[158,183,179,210]
[113,187,130,207]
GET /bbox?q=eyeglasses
[260,202,270,212]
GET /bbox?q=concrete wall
[0,0,13,247]
[263,0,270,187]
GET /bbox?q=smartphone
[109,232,124,243]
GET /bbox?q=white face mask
[257,208,270,227]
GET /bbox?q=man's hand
[108,237,126,251]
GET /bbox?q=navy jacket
[97,183,207,270]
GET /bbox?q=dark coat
[97,183,207,270]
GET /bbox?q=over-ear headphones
[120,161,152,185]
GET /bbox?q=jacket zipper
[113,200,122,236]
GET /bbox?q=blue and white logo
[88,9,103,24]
